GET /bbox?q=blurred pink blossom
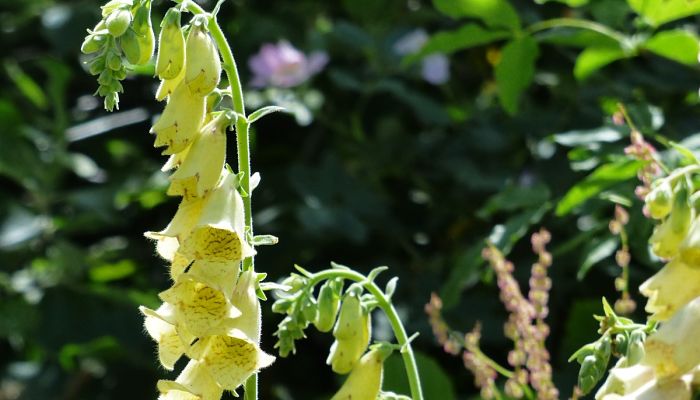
[248,40,328,88]
[393,29,450,85]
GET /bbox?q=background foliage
[2,0,700,398]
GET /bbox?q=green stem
[179,1,256,398]
[308,269,424,400]
[526,18,628,45]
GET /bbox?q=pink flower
[248,41,328,88]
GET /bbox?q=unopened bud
[314,280,341,333]
[106,8,132,37]
[155,8,185,80]
[184,21,221,96]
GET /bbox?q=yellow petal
[643,297,700,380]
[168,115,227,199]
[185,259,240,297]
[161,142,191,172]
[152,82,206,155]
[639,258,700,321]
[229,270,261,341]
[160,279,241,337]
[331,347,390,400]
[145,196,206,243]
[158,360,223,400]
[184,25,221,96]
[200,330,275,390]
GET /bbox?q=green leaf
[644,30,700,66]
[88,260,136,282]
[495,36,539,115]
[383,351,457,400]
[577,235,619,280]
[5,61,48,110]
[555,158,643,216]
[489,203,550,253]
[574,45,628,80]
[628,0,700,27]
[535,0,588,6]
[432,0,520,30]
[478,183,551,218]
[248,106,287,124]
[404,24,511,65]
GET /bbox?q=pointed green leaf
[432,0,520,30]
[495,36,539,115]
[574,45,628,80]
[556,158,642,216]
[628,0,700,27]
[404,24,511,65]
[644,29,700,65]
[248,106,287,124]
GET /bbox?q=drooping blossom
[393,29,450,85]
[248,40,328,88]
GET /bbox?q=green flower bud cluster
[81,0,155,111]
[272,267,402,400]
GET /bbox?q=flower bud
[314,280,341,332]
[167,113,228,198]
[328,292,371,374]
[151,81,206,154]
[185,22,221,96]
[81,33,107,54]
[626,331,645,366]
[106,51,122,71]
[650,183,692,259]
[105,8,132,37]
[155,8,185,80]
[646,180,673,220]
[330,346,392,400]
[119,28,141,65]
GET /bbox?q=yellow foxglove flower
[159,277,242,338]
[161,144,190,173]
[642,296,700,380]
[145,195,206,256]
[597,376,691,400]
[181,259,239,297]
[185,271,275,390]
[646,180,673,220]
[184,23,221,96]
[180,171,255,263]
[639,258,700,321]
[156,66,186,102]
[155,8,185,80]
[328,293,371,374]
[168,114,228,199]
[331,346,392,400]
[157,360,223,400]
[595,361,654,399]
[141,303,195,370]
[650,184,693,259]
[151,82,206,155]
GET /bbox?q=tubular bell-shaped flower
[327,290,371,374]
[639,258,700,321]
[157,359,223,400]
[330,346,392,400]
[151,82,207,155]
[184,20,221,96]
[167,113,228,199]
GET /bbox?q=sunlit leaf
[577,235,619,280]
[495,36,539,115]
[432,0,520,30]
[644,29,700,66]
[404,24,511,65]
[556,158,642,216]
[628,0,700,27]
[574,45,628,80]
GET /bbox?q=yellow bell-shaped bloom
[642,296,700,380]
[180,171,255,263]
[159,278,241,338]
[155,8,185,80]
[328,292,371,374]
[145,195,206,256]
[141,303,196,370]
[184,271,275,390]
[151,82,206,155]
[650,184,692,260]
[182,259,240,297]
[156,66,186,102]
[597,376,691,400]
[595,361,654,399]
[168,114,228,199]
[157,360,223,400]
[331,346,392,400]
[184,23,221,96]
[639,258,700,321]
